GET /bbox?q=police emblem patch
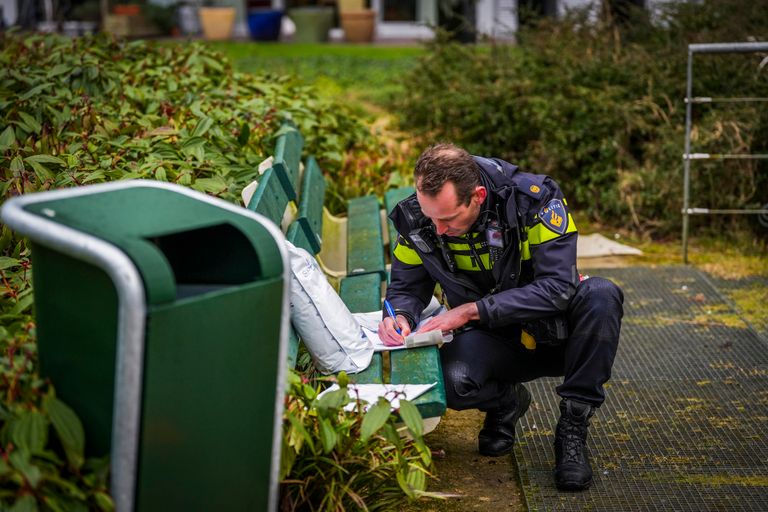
[539,199,568,235]
[530,185,540,193]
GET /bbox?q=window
[382,0,418,22]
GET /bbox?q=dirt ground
[409,409,525,511]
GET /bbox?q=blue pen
[383,299,402,335]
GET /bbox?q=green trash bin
[0,181,290,511]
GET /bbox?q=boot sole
[555,478,592,492]
[478,386,533,457]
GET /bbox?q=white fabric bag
[286,241,373,374]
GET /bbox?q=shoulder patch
[538,199,568,235]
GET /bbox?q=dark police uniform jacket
[386,156,579,337]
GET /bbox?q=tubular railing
[681,42,768,263]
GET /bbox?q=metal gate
[681,42,768,263]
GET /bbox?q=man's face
[416,181,486,236]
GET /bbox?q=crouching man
[378,143,623,491]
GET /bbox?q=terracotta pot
[199,7,236,40]
[340,9,375,43]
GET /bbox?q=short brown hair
[414,143,479,206]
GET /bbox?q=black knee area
[571,277,624,318]
[442,360,479,410]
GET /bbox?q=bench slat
[299,156,326,240]
[340,272,384,384]
[346,195,386,279]
[286,220,317,255]
[384,187,415,255]
[274,128,303,192]
[246,168,291,226]
[390,347,447,418]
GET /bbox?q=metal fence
[681,42,768,263]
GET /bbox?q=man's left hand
[418,302,480,333]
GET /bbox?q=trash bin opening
[148,223,261,299]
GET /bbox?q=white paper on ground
[319,382,438,411]
[353,298,453,352]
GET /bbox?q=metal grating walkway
[513,266,768,511]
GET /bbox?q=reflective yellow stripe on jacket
[393,240,423,265]
[522,212,577,260]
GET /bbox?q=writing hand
[378,315,411,346]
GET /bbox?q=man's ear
[474,186,487,204]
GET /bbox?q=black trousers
[440,277,624,410]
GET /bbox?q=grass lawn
[205,41,425,106]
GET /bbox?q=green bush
[280,371,434,511]
[0,32,413,509]
[395,0,768,236]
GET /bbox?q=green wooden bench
[244,124,447,427]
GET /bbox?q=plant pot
[287,6,334,43]
[247,9,282,41]
[337,0,365,12]
[199,6,236,40]
[340,9,375,43]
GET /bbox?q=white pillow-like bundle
[286,241,373,374]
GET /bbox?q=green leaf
[10,156,25,176]
[360,398,391,441]
[398,400,423,438]
[25,154,66,166]
[319,417,337,454]
[47,63,71,78]
[45,396,85,470]
[10,410,48,455]
[191,117,214,138]
[19,82,53,101]
[9,495,38,512]
[11,294,34,315]
[9,451,42,489]
[406,464,427,492]
[0,256,20,270]
[192,177,227,194]
[94,491,115,512]
[24,160,54,181]
[18,112,41,134]
[0,125,16,151]
[315,387,348,415]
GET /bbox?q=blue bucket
[247,9,283,41]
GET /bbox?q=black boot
[554,398,595,491]
[478,383,531,457]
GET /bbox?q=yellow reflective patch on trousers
[393,241,423,265]
[521,330,536,350]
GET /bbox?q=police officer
[378,143,624,491]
